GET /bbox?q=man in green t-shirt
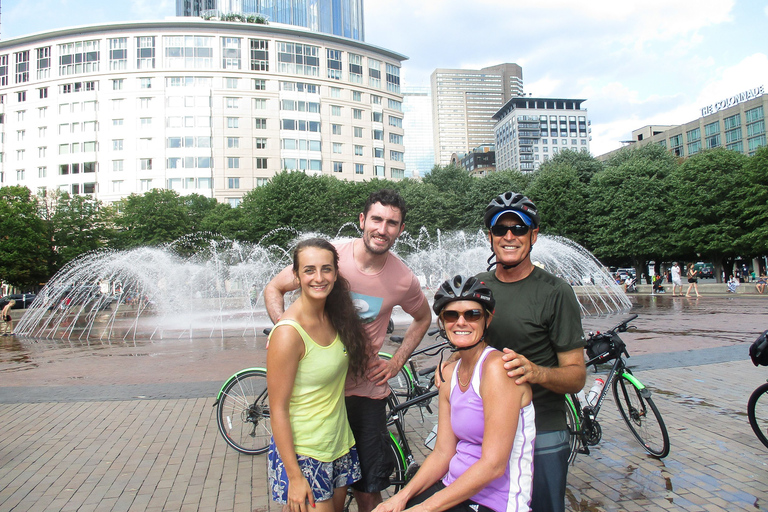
[475,191,586,512]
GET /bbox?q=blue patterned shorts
[268,439,361,503]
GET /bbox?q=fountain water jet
[16,230,629,340]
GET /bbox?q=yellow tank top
[270,319,355,461]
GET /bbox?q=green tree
[110,189,193,249]
[588,144,678,276]
[51,192,109,269]
[741,146,768,258]
[0,186,49,288]
[527,155,593,245]
[668,148,749,281]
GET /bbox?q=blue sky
[4,0,768,155]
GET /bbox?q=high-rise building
[430,63,523,166]
[402,86,433,177]
[0,19,406,206]
[177,0,365,41]
[493,97,590,172]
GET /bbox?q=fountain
[15,229,630,340]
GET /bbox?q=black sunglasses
[440,309,484,323]
[491,224,530,237]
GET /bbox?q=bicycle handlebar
[609,314,638,334]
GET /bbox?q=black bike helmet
[483,191,540,229]
[432,275,495,315]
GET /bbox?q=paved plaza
[1,294,768,511]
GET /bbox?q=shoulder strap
[271,319,312,347]
[471,346,497,395]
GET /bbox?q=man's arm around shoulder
[264,265,299,324]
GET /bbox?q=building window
[389,116,403,128]
[140,77,152,89]
[353,108,363,120]
[374,165,385,177]
[16,169,26,180]
[228,198,241,207]
[112,160,123,172]
[227,137,239,148]
[140,117,152,128]
[371,94,382,105]
[748,135,767,154]
[253,78,266,90]
[332,124,342,135]
[0,55,7,86]
[249,39,269,71]
[386,63,400,94]
[228,177,240,189]
[686,127,701,142]
[59,40,99,75]
[372,111,383,123]
[228,157,240,169]
[331,105,342,116]
[226,97,241,109]
[352,90,362,102]
[140,158,152,170]
[354,127,363,138]
[15,50,30,83]
[725,128,742,144]
[747,120,765,138]
[724,114,741,130]
[276,41,319,76]
[391,168,405,179]
[746,106,764,124]
[137,37,155,69]
[17,91,26,102]
[252,98,266,110]
[255,137,267,149]
[388,99,402,112]
[109,38,127,70]
[354,145,364,156]
[38,146,46,158]
[368,59,381,88]
[254,118,267,129]
[83,141,96,152]
[256,177,269,187]
[140,179,152,191]
[112,180,123,193]
[373,129,384,140]
[225,77,240,89]
[222,37,241,69]
[349,53,363,84]
[255,157,267,169]
[36,47,51,79]
[389,133,403,145]
[373,147,384,158]
[327,49,342,80]
[333,142,343,154]
[164,36,214,68]
[333,161,343,173]
[139,97,151,108]
[355,163,364,175]
[38,166,47,178]
[227,117,240,128]
[112,139,123,151]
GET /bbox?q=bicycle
[566,314,670,462]
[214,328,447,456]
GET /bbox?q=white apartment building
[430,63,523,166]
[493,97,590,172]
[0,19,406,206]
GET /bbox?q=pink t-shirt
[336,241,426,400]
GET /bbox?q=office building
[177,0,365,41]
[0,19,407,206]
[431,63,523,166]
[493,97,590,172]
[402,85,433,177]
[599,87,767,160]
[450,144,495,176]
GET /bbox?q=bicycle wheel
[216,369,272,455]
[379,352,415,402]
[565,394,581,465]
[386,432,407,494]
[612,374,670,458]
[747,382,768,449]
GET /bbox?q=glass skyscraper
[177,0,365,41]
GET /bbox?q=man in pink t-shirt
[265,189,432,512]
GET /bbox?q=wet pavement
[1,294,768,511]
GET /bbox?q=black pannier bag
[749,330,768,367]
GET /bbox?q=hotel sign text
[701,86,764,116]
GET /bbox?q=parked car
[0,293,37,310]
[694,262,714,279]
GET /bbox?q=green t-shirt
[476,267,585,431]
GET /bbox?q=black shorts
[407,481,493,512]
[345,396,393,493]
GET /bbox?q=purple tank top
[442,346,535,512]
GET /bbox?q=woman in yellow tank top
[267,238,369,512]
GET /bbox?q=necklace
[457,365,473,388]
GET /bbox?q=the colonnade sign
[701,85,765,116]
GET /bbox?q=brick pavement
[2,357,768,511]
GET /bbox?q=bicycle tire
[747,382,768,449]
[612,374,670,458]
[379,352,415,402]
[216,369,272,455]
[565,394,581,465]
[386,432,408,494]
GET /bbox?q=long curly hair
[293,238,369,377]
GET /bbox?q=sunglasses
[491,224,530,237]
[440,309,485,323]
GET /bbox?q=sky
[3,0,768,156]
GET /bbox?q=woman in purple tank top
[373,276,536,512]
